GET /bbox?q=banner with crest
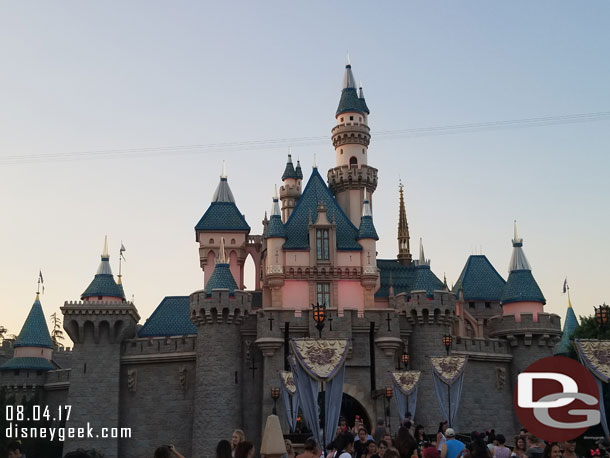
[290,338,349,450]
[279,370,299,432]
[575,339,610,439]
[430,356,467,427]
[391,371,421,421]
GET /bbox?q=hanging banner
[279,370,299,432]
[290,338,349,381]
[430,356,468,385]
[391,371,421,421]
[575,339,610,439]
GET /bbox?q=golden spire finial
[397,180,412,265]
[102,235,109,258]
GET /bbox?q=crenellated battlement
[190,289,252,326]
[122,335,197,358]
[61,301,140,344]
[392,290,457,325]
[451,336,512,361]
[488,312,562,339]
[45,368,71,386]
[327,164,378,194]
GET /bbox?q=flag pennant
[120,242,126,261]
[39,270,44,284]
[562,277,568,294]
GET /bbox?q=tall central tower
[327,61,378,226]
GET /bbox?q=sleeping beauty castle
[0,62,571,458]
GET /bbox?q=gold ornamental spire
[397,180,412,265]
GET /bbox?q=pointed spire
[418,237,429,266]
[12,294,54,350]
[508,220,532,272]
[397,181,412,265]
[359,81,364,99]
[295,159,303,179]
[313,153,317,169]
[267,188,286,239]
[97,236,113,274]
[346,53,350,66]
[282,153,298,180]
[102,235,109,259]
[362,189,372,217]
[358,189,378,240]
[272,185,281,216]
[342,60,357,89]
[211,166,236,203]
[82,236,125,300]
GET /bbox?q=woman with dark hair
[217,440,233,458]
[395,425,417,458]
[511,437,526,458]
[463,432,491,458]
[492,435,510,458]
[235,441,255,458]
[437,422,448,452]
[542,444,561,458]
[362,440,380,458]
[413,425,426,458]
[334,431,356,458]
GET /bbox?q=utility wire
[1,111,609,166]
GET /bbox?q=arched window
[209,238,214,244]
[349,156,358,167]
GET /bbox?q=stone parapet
[331,122,371,148]
[392,290,457,326]
[190,290,251,326]
[327,164,378,194]
[488,312,561,338]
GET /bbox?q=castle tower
[0,293,55,372]
[195,166,251,289]
[327,60,378,226]
[397,182,412,265]
[357,190,379,307]
[265,188,286,307]
[62,241,139,457]
[81,236,125,302]
[488,223,561,389]
[190,237,252,457]
[279,153,302,222]
[555,293,579,355]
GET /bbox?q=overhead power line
[1,111,609,166]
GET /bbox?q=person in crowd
[378,440,389,458]
[217,440,233,458]
[440,429,465,458]
[384,433,394,447]
[467,432,492,458]
[285,440,297,458]
[352,417,364,435]
[335,432,357,458]
[153,445,186,458]
[561,440,582,458]
[235,441,255,458]
[232,430,246,457]
[486,431,497,455]
[511,437,527,458]
[542,444,560,458]
[7,442,25,458]
[519,430,528,439]
[422,442,440,458]
[385,449,401,458]
[413,425,426,457]
[355,427,376,458]
[525,436,545,458]
[374,419,387,443]
[492,435,510,458]
[437,422,448,452]
[395,423,417,458]
[339,417,349,433]
[297,438,321,458]
[363,440,379,458]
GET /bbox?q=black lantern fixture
[595,303,610,330]
[442,334,453,356]
[271,387,281,414]
[312,302,327,338]
[401,352,410,370]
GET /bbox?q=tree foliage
[572,315,610,340]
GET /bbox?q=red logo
[514,356,600,442]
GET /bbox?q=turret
[279,153,302,222]
[195,164,251,289]
[0,293,55,372]
[397,182,412,265]
[81,236,125,302]
[62,242,139,456]
[555,292,579,356]
[265,187,286,307]
[328,60,378,226]
[357,191,379,307]
[190,237,252,457]
[500,222,545,321]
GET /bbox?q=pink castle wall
[502,301,544,322]
[282,280,309,309]
[14,346,52,359]
[337,280,364,311]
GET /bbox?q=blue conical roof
[13,295,54,349]
[295,161,303,179]
[357,215,378,240]
[195,175,250,232]
[282,154,299,180]
[81,255,125,300]
[453,255,506,301]
[555,301,579,355]
[336,64,370,116]
[138,296,197,337]
[0,357,55,371]
[501,270,546,305]
[204,263,238,296]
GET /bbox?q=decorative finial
[221,161,227,179]
[313,153,317,169]
[346,52,350,66]
[274,184,278,200]
[102,235,109,258]
[513,220,518,241]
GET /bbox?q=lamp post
[595,303,609,334]
[401,352,409,370]
[442,334,453,427]
[311,302,328,454]
[271,387,280,415]
[312,302,327,338]
[385,387,393,434]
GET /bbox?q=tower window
[316,229,329,260]
[362,148,365,154]
[231,238,236,245]
[469,302,475,309]
[350,116,354,121]
[209,238,214,244]
[340,149,343,155]
[359,117,362,122]
[349,157,358,167]
[317,282,331,306]
[340,117,344,122]
[485,302,491,309]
